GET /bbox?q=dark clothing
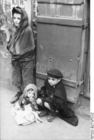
[38,79,78,126]
[38,79,68,112]
[8,7,35,56]
[7,7,35,91]
[12,56,35,91]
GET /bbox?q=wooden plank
[37,3,84,19]
[37,0,84,5]
[37,17,84,27]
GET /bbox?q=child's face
[13,13,21,28]
[27,88,35,99]
[48,77,61,86]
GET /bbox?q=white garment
[11,101,42,125]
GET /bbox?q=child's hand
[21,99,25,104]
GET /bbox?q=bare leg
[37,98,48,117]
[44,102,57,122]
[44,102,53,111]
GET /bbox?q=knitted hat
[47,69,62,79]
[23,84,38,98]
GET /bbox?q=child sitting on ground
[18,84,38,111]
[11,84,42,125]
[37,69,78,126]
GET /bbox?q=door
[35,0,89,103]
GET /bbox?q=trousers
[11,56,35,92]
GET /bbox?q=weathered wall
[0,0,32,23]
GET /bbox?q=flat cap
[47,69,62,79]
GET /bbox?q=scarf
[8,7,35,57]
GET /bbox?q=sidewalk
[0,85,90,140]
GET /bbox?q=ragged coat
[7,7,35,60]
[39,79,68,112]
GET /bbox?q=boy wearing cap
[37,69,68,122]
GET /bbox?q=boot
[10,91,22,104]
[47,111,57,122]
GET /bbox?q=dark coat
[39,79,79,126]
[39,79,68,111]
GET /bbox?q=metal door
[36,0,89,103]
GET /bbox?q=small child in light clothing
[18,84,38,111]
[11,84,42,125]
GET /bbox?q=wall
[1,0,32,23]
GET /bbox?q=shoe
[10,91,22,104]
[47,111,57,122]
[39,110,48,117]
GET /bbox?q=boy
[37,69,68,122]
[7,6,35,104]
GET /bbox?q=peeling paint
[68,0,74,4]
[50,4,55,16]
[38,2,83,19]
[56,5,61,17]
[72,5,81,19]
